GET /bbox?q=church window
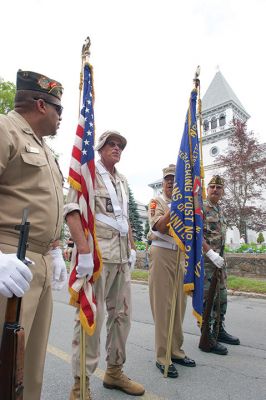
[211,117,217,129]
[210,146,219,157]
[203,120,209,131]
[219,114,226,126]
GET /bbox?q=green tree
[257,232,265,244]
[128,187,143,241]
[0,78,16,114]
[218,119,266,235]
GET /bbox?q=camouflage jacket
[203,199,227,255]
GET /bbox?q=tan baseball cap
[162,164,176,178]
[95,130,127,151]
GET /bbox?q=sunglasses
[106,140,124,150]
[209,185,223,190]
[34,98,63,117]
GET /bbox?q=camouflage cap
[163,164,176,178]
[16,70,63,101]
[95,130,127,151]
[208,175,224,186]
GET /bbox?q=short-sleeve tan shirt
[65,161,130,264]
[0,111,64,247]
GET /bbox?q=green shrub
[135,241,146,251]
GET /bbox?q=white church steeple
[201,71,250,171]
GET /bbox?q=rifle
[199,246,224,352]
[0,209,30,399]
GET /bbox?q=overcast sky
[1,0,265,204]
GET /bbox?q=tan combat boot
[69,376,92,400]
[103,365,145,396]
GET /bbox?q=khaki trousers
[149,246,186,365]
[0,243,53,400]
[71,262,131,377]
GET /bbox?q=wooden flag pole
[79,36,91,400]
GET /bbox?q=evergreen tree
[257,232,265,244]
[128,187,143,241]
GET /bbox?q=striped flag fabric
[169,87,204,325]
[68,63,102,335]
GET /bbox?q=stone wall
[225,254,266,278]
[136,251,266,278]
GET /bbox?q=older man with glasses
[199,175,240,356]
[65,130,145,399]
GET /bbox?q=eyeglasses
[106,140,124,150]
[209,185,223,190]
[34,98,63,117]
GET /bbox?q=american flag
[68,63,102,335]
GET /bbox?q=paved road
[42,282,266,400]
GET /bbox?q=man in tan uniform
[0,70,66,399]
[148,164,196,378]
[65,130,145,399]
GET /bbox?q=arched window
[211,117,217,129]
[219,114,226,126]
[203,120,209,131]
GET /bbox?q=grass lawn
[131,269,266,294]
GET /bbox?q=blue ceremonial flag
[169,87,204,324]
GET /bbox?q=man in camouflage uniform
[199,175,240,355]
[65,131,145,399]
[148,164,195,378]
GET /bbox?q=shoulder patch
[149,200,157,209]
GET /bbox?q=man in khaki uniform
[65,130,145,399]
[0,70,66,399]
[148,164,196,378]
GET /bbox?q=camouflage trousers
[71,262,132,377]
[203,263,227,329]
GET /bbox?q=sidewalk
[131,279,266,300]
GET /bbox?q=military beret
[162,164,176,179]
[208,175,224,186]
[16,70,63,101]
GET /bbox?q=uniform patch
[149,200,157,216]
[106,198,114,213]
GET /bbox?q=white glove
[50,247,68,290]
[0,253,33,298]
[206,249,225,268]
[128,249,137,271]
[76,253,94,279]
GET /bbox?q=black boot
[199,328,228,355]
[217,324,240,345]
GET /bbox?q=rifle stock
[199,268,219,351]
[199,246,224,351]
[0,209,30,399]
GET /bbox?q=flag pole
[194,68,206,200]
[164,67,202,377]
[79,36,91,400]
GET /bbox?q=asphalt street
[42,281,266,400]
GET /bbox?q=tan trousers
[149,246,186,365]
[71,262,131,377]
[0,243,53,400]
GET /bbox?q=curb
[131,280,266,300]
